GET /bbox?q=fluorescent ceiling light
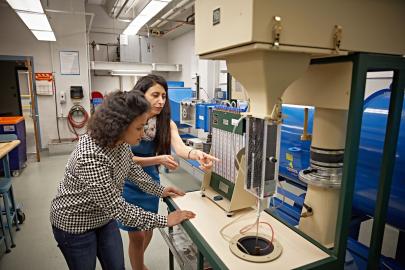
[6,0,56,41]
[110,73,147,76]
[32,30,56,41]
[17,12,52,31]
[110,70,149,76]
[6,0,44,13]
[112,69,150,73]
[123,0,172,35]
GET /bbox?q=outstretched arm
[170,120,219,171]
[132,155,178,170]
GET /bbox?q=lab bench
[161,191,332,270]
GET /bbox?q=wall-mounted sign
[35,72,53,95]
[60,51,80,75]
[35,72,53,81]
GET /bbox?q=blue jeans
[52,220,125,270]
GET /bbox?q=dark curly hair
[132,74,171,155]
[87,90,150,147]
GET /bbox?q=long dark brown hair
[87,90,150,147]
[132,74,171,155]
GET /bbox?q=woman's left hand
[191,150,219,171]
[162,186,186,197]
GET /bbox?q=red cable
[67,105,89,140]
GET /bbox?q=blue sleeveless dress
[118,140,160,232]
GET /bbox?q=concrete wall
[0,0,90,148]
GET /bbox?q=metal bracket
[269,98,283,123]
[272,16,282,48]
[333,25,343,53]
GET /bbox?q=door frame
[0,55,41,162]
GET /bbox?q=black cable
[301,203,313,218]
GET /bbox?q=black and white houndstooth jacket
[50,134,167,234]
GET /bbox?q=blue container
[92,98,103,105]
[278,89,405,230]
[168,87,193,124]
[195,103,217,131]
[204,105,219,132]
[0,116,27,174]
[195,103,205,130]
[167,81,185,88]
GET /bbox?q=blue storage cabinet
[0,116,27,175]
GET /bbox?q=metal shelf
[159,225,212,270]
[90,61,182,73]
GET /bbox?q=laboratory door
[0,57,41,162]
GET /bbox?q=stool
[0,202,10,253]
[0,177,20,250]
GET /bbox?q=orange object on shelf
[0,116,25,125]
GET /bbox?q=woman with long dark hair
[118,75,217,270]
[50,90,195,270]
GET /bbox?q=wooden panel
[0,140,20,159]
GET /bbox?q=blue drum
[279,89,405,230]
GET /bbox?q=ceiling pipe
[153,0,192,28]
[115,0,131,19]
[87,13,94,36]
[150,0,192,28]
[149,8,174,28]
[110,0,120,16]
[155,0,193,29]
[45,9,95,36]
[121,0,139,17]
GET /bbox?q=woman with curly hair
[50,90,195,270]
[118,75,218,270]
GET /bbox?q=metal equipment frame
[163,53,405,270]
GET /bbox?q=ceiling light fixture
[16,12,52,31]
[110,70,149,76]
[110,73,146,76]
[6,0,44,13]
[31,30,56,42]
[123,0,172,36]
[6,0,56,41]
